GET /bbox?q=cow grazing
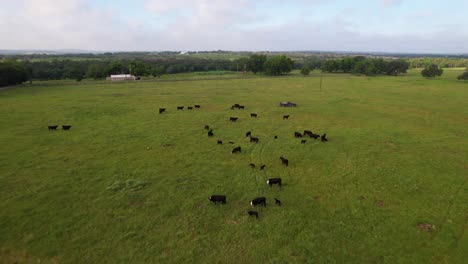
[250,197,266,207]
[208,130,214,137]
[187,106,193,110]
[248,210,259,218]
[250,113,257,118]
[274,198,282,206]
[209,195,226,204]
[217,140,223,145]
[239,105,245,109]
[267,178,282,187]
[280,156,289,167]
[303,130,313,137]
[159,108,166,114]
[48,125,58,130]
[250,137,259,143]
[231,146,241,154]
[229,117,238,122]
[204,125,210,130]
[177,106,184,110]
[249,163,255,168]
[274,135,278,139]
[311,133,320,140]
[245,131,251,137]
[283,115,290,120]
[260,165,266,170]
[294,132,303,138]
[62,125,72,130]
[321,133,328,142]
[194,105,201,109]
[301,139,306,144]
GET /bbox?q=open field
[0,69,467,263]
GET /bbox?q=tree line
[320,56,410,76]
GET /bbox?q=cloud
[382,0,403,7]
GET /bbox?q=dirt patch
[375,200,386,207]
[110,93,126,97]
[313,196,321,202]
[418,223,436,232]
[385,141,397,147]
[161,144,174,147]
[227,219,240,225]
[358,195,367,200]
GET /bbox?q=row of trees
[231,54,294,75]
[321,56,410,76]
[409,58,468,68]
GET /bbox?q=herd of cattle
[159,103,330,220]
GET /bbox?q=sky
[0,0,467,53]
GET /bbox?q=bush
[457,71,468,80]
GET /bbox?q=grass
[0,69,467,263]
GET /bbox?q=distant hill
[0,49,104,55]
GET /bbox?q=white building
[106,74,136,81]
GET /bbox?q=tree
[106,61,125,75]
[353,60,376,75]
[264,55,294,76]
[0,60,29,87]
[151,66,165,78]
[300,66,311,76]
[129,60,150,76]
[421,64,443,78]
[386,60,409,76]
[247,54,267,74]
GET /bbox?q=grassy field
[0,69,467,263]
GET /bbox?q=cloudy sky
[0,0,467,53]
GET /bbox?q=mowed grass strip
[0,69,467,263]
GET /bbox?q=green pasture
[0,69,466,263]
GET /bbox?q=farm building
[106,74,137,81]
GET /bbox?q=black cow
[283,115,290,120]
[250,137,259,143]
[250,197,266,207]
[321,133,328,142]
[208,130,214,137]
[204,125,210,130]
[233,104,241,108]
[188,106,193,110]
[260,165,266,170]
[239,105,245,109]
[250,113,257,118]
[301,139,306,144]
[217,140,223,145]
[229,117,238,122]
[267,178,282,187]
[294,132,303,138]
[194,105,201,109]
[159,108,166,114]
[274,198,282,206]
[48,125,58,130]
[248,210,259,218]
[249,163,255,168]
[232,146,241,154]
[280,156,289,167]
[303,130,313,137]
[209,195,226,204]
[274,135,278,139]
[246,131,251,137]
[311,133,320,140]
[62,125,72,130]
[177,106,184,110]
